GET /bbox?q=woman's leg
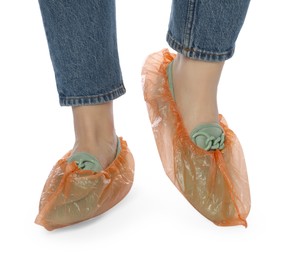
[38,0,123,168]
[167,0,250,133]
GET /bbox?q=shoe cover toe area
[35,137,134,231]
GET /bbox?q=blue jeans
[38,0,250,106]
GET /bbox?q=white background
[0,0,292,259]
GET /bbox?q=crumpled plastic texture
[35,137,134,231]
[142,49,251,227]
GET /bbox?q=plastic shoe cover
[35,137,134,231]
[142,49,251,227]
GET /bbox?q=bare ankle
[72,102,115,138]
[171,54,224,132]
[71,102,118,168]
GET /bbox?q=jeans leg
[38,0,125,106]
[167,0,250,62]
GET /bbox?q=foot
[70,102,118,170]
[169,54,225,150]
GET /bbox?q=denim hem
[59,84,126,106]
[166,32,235,62]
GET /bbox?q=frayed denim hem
[167,32,235,62]
[59,84,126,106]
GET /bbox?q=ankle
[72,102,115,137]
[171,54,223,132]
[173,54,224,93]
[71,102,118,168]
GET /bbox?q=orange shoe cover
[142,49,251,227]
[35,137,134,231]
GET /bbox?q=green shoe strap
[190,123,225,151]
[167,61,175,99]
[67,137,121,172]
[67,152,103,172]
[115,137,121,158]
